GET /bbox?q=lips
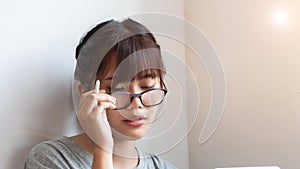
[123,118,145,127]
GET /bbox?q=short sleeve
[24,142,70,169]
[136,147,178,169]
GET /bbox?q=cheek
[106,109,122,124]
[106,106,161,122]
[147,107,158,120]
[148,104,166,122]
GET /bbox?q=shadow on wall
[8,81,80,169]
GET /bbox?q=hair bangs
[111,35,165,84]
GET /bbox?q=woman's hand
[77,80,116,152]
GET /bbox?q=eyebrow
[104,74,156,82]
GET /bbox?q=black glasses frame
[108,88,168,110]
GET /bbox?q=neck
[112,137,139,169]
[113,137,138,159]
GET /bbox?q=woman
[25,18,177,169]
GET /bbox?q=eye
[112,82,128,92]
[141,84,155,89]
[111,87,125,92]
[140,78,157,89]
[111,84,125,92]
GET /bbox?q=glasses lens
[111,92,131,109]
[141,89,165,106]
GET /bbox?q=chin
[111,126,149,141]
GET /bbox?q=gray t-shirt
[24,137,177,169]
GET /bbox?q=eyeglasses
[108,88,167,110]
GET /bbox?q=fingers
[78,80,116,116]
[94,80,106,95]
[93,102,116,117]
[79,94,116,116]
[89,93,116,104]
[80,90,116,104]
[77,98,115,120]
[95,80,100,94]
[76,81,115,150]
[80,80,115,104]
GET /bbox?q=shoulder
[29,137,69,154]
[136,148,178,169]
[24,137,92,169]
[24,137,68,168]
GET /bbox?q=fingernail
[95,80,100,94]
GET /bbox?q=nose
[128,96,143,109]
[126,84,143,109]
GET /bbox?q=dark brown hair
[75,18,166,90]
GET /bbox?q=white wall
[185,0,300,168]
[0,1,189,169]
[3,1,299,169]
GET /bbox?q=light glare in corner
[272,8,290,26]
[253,1,299,43]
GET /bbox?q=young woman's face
[100,68,163,140]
